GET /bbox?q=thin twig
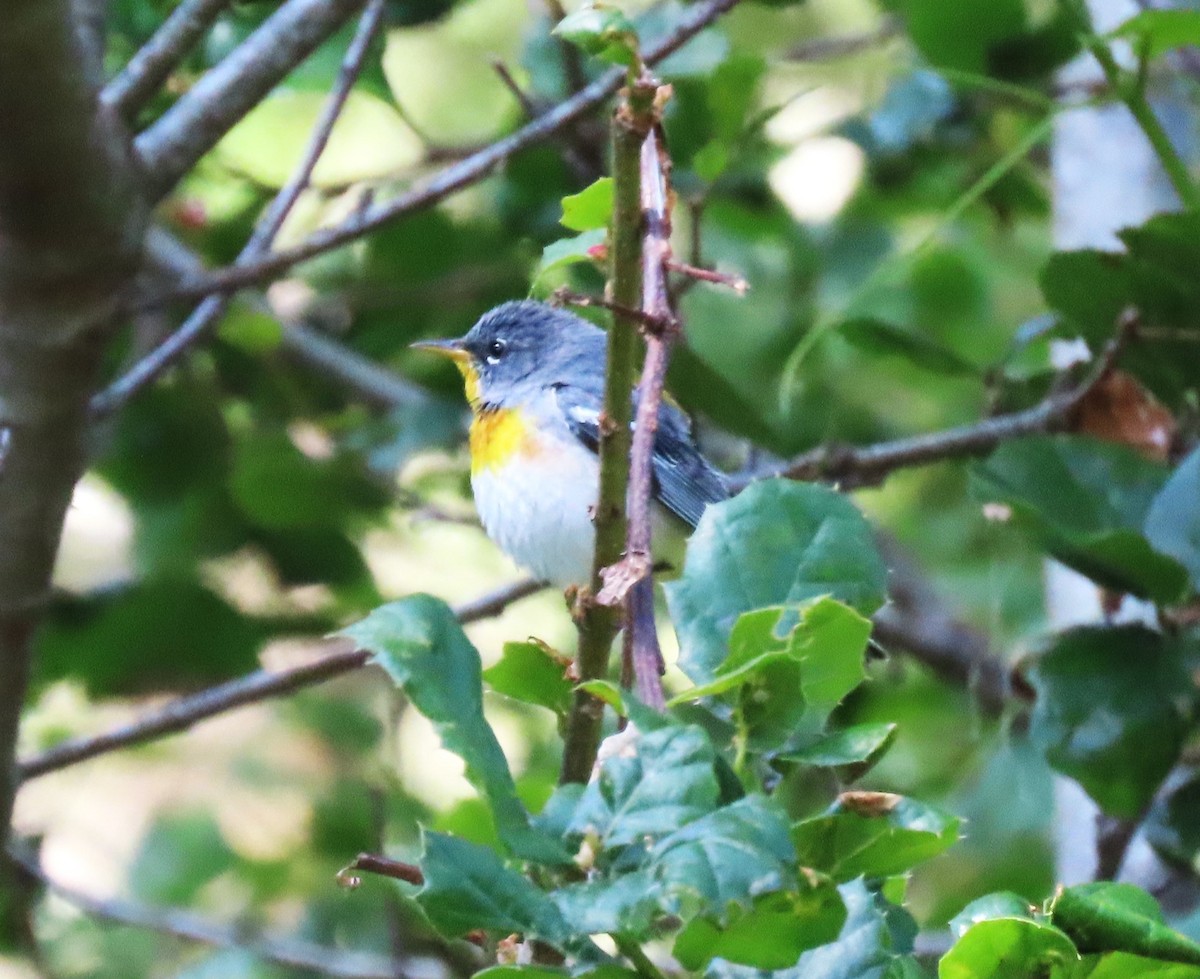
[492,59,540,119]
[734,310,1135,491]
[146,0,747,307]
[92,0,388,418]
[134,0,367,201]
[551,287,672,334]
[102,0,230,119]
[16,578,542,782]
[338,853,425,888]
[7,846,412,979]
[622,120,676,711]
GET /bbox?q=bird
[412,300,728,588]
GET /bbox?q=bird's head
[412,300,604,409]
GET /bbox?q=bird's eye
[485,339,507,364]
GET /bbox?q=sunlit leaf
[1051,883,1200,966]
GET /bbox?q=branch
[101,0,230,120]
[0,0,143,937]
[133,0,366,201]
[151,0,747,306]
[7,846,413,979]
[735,311,1134,491]
[784,16,903,62]
[93,0,387,417]
[17,578,542,782]
[558,75,652,786]
[622,120,676,711]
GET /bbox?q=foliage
[14,0,1200,975]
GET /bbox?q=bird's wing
[555,383,728,530]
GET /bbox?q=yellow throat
[440,352,534,475]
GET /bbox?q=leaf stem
[614,935,670,979]
[1087,37,1200,210]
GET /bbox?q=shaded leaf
[484,640,573,715]
[1028,626,1197,820]
[342,596,567,863]
[1144,772,1200,873]
[536,228,607,280]
[781,723,898,770]
[792,796,960,882]
[553,8,640,68]
[839,318,978,376]
[1145,446,1200,594]
[970,436,1187,602]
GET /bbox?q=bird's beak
[411,337,470,364]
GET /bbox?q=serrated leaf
[839,318,978,376]
[341,596,568,863]
[1051,883,1200,966]
[417,832,573,944]
[949,893,1037,937]
[1028,626,1197,820]
[970,436,1187,603]
[665,481,887,685]
[560,178,614,232]
[792,796,960,882]
[1145,446,1200,594]
[567,724,721,849]
[652,795,797,920]
[939,917,1079,979]
[1112,10,1200,61]
[551,870,661,937]
[484,640,573,715]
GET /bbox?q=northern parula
[413,300,728,587]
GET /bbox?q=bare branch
[623,120,676,711]
[134,0,367,201]
[93,0,387,417]
[734,310,1135,491]
[784,16,903,62]
[339,853,425,888]
[150,0,748,305]
[102,0,230,119]
[8,846,413,979]
[17,578,542,782]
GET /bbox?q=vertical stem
[559,82,654,784]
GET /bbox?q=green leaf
[1112,10,1200,61]
[553,7,640,68]
[970,436,1187,603]
[560,178,614,232]
[704,878,922,979]
[535,228,607,281]
[1145,446,1200,594]
[341,597,568,863]
[484,640,573,715]
[216,90,423,188]
[1028,626,1197,820]
[781,723,898,770]
[567,724,721,849]
[949,893,1037,935]
[417,832,572,944]
[1144,772,1200,873]
[904,0,1026,73]
[939,917,1079,979]
[1079,953,1200,978]
[217,306,283,354]
[674,887,847,970]
[551,870,661,937]
[1051,883,1200,966]
[838,318,978,376]
[652,795,798,920]
[792,795,961,882]
[665,481,887,685]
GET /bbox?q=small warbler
[413,300,728,587]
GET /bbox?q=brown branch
[16,578,542,782]
[92,0,388,418]
[133,0,366,201]
[7,846,413,979]
[101,0,230,120]
[492,59,540,119]
[622,120,676,711]
[338,853,425,888]
[146,0,747,307]
[0,0,145,939]
[735,310,1135,491]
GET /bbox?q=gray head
[413,300,605,408]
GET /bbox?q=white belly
[472,436,599,588]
